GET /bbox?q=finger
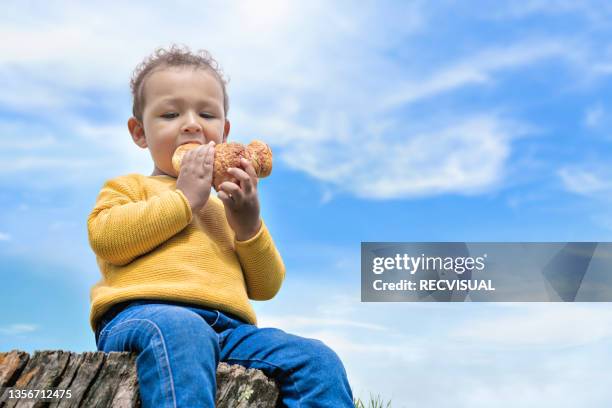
[217,190,234,207]
[196,144,209,155]
[240,158,258,183]
[185,145,206,167]
[184,146,198,161]
[204,142,215,167]
[219,181,241,194]
[181,147,199,171]
[218,182,243,206]
[227,167,253,194]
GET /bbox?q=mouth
[179,141,203,147]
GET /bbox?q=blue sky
[2,1,612,406]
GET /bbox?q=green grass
[353,393,392,408]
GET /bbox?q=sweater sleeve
[234,220,285,301]
[87,175,193,266]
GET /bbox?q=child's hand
[217,157,262,241]
[176,141,215,214]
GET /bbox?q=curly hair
[130,44,229,121]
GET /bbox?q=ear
[222,119,230,143]
[128,117,147,148]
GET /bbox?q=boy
[87,45,354,407]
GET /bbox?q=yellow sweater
[87,173,285,332]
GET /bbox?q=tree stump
[0,350,279,407]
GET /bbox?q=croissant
[172,140,273,191]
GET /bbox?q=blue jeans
[95,300,354,407]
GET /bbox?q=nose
[180,112,202,134]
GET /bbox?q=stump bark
[0,350,279,407]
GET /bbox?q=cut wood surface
[0,350,279,407]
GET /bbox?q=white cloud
[558,166,612,196]
[48,221,78,231]
[299,329,426,363]
[585,105,605,128]
[476,0,612,23]
[229,36,570,199]
[0,134,58,150]
[583,104,612,138]
[0,323,38,335]
[0,232,11,241]
[381,40,572,109]
[0,117,154,187]
[591,214,612,233]
[267,115,515,199]
[450,304,612,349]
[0,156,97,173]
[593,63,612,74]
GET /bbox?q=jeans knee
[147,305,219,346]
[302,338,346,374]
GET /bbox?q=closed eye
[200,112,215,119]
[161,112,178,119]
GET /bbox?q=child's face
[129,66,229,177]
